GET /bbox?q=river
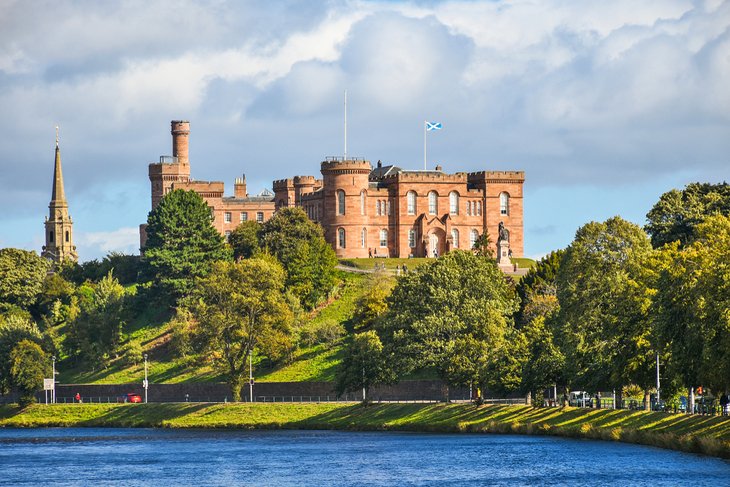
[0,428,727,485]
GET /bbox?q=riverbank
[1,403,728,459]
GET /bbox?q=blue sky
[0,0,728,261]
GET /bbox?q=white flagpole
[344,89,348,161]
[423,120,427,170]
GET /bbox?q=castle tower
[320,158,372,258]
[148,120,191,209]
[42,128,78,263]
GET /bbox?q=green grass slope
[1,403,728,458]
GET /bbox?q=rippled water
[0,428,727,486]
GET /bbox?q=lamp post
[143,353,148,404]
[52,355,56,404]
[249,353,253,403]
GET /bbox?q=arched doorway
[427,229,445,257]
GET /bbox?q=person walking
[75,392,81,403]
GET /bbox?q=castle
[142,121,524,260]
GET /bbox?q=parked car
[117,393,142,403]
[568,391,593,408]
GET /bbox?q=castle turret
[42,127,77,263]
[171,120,190,166]
[320,157,372,257]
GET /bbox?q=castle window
[361,228,367,248]
[338,228,346,248]
[65,231,70,243]
[49,231,54,243]
[360,190,366,215]
[386,200,391,216]
[408,229,416,248]
[470,229,479,249]
[224,212,232,223]
[380,229,387,247]
[466,201,471,216]
[376,200,381,216]
[451,229,459,248]
[428,191,438,215]
[477,201,482,216]
[256,212,264,223]
[240,212,247,222]
[449,192,459,215]
[337,190,346,215]
[500,193,509,216]
[407,191,417,215]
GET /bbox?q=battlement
[272,178,294,190]
[321,158,371,174]
[383,170,468,183]
[293,175,317,185]
[176,180,224,198]
[468,170,525,183]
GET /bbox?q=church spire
[42,125,77,263]
[50,125,67,205]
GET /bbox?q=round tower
[320,158,372,258]
[171,120,190,165]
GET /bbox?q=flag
[426,121,443,131]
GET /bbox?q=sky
[0,0,728,261]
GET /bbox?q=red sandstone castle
[141,121,524,260]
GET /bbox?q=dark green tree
[0,315,43,394]
[10,339,49,406]
[645,182,730,248]
[190,257,293,401]
[335,330,395,400]
[352,269,395,331]
[228,221,262,260]
[379,250,518,396]
[556,217,656,406]
[515,250,564,326]
[142,189,232,302]
[0,248,51,312]
[259,207,337,309]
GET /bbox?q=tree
[654,215,730,400]
[471,232,493,257]
[0,315,43,394]
[142,189,232,302]
[379,250,518,396]
[10,339,49,406]
[65,271,126,366]
[352,269,395,331]
[645,182,730,248]
[515,250,563,326]
[259,207,338,309]
[0,248,51,312]
[190,257,293,401]
[556,217,656,406]
[229,221,261,260]
[335,331,394,400]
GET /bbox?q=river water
[0,428,727,486]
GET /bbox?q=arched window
[407,191,417,215]
[65,231,70,242]
[376,200,381,216]
[470,229,479,249]
[477,201,482,216]
[451,229,459,248]
[361,228,367,248]
[449,192,459,215]
[338,228,346,248]
[386,200,391,216]
[500,192,509,216]
[428,191,438,215]
[49,231,54,243]
[379,229,388,247]
[360,190,366,215]
[408,229,416,248]
[466,201,471,216]
[337,190,346,215]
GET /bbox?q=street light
[143,353,148,404]
[52,356,56,404]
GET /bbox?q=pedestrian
[368,248,372,258]
[75,392,81,404]
[720,392,729,416]
[396,265,401,276]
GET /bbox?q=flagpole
[423,120,427,170]
[344,89,348,161]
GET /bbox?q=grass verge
[1,403,728,459]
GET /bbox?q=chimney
[234,175,247,198]
[171,120,190,165]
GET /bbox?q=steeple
[42,126,77,263]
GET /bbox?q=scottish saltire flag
[426,121,443,131]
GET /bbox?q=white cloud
[75,227,140,259]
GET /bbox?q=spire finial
[55,125,59,148]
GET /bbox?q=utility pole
[52,355,56,404]
[656,353,661,406]
[249,352,254,403]
[143,354,148,404]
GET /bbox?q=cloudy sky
[1,0,728,261]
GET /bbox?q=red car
[118,393,142,403]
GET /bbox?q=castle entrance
[427,229,445,257]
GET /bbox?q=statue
[497,221,510,265]
[498,221,509,243]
